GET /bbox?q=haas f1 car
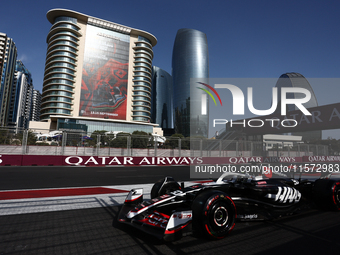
[117,171,340,241]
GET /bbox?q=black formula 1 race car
[117,171,340,241]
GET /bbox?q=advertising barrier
[0,155,338,167]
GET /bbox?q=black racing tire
[192,190,236,239]
[150,177,181,199]
[313,179,340,211]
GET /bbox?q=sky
[1,0,340,138]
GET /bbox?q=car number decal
[266,186,301,203]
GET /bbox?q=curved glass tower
[41,15,81,120]
[132,36,154,122]
[275,72,321,141]
[151,66,173,132]
[172,28,209,137]
[276,72,318,112]
[40,9,157,134]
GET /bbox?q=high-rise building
[0,33,17,126]
[151,66,173,135]
[275,72,321,141]
[8,60,33,130]
[37,9,158,134]
[31,89,41,121]
[172,28,209,137]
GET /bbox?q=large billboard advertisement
[79,25,130,120]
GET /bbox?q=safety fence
[0,127,330,157]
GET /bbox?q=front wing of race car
[117,188,193,241]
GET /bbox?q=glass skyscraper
[172,28,209,137]
[31,89,41,121]
[8,60,33,130]
[0,33,17,126]
[37,9,158,135]
[151,66,173,135]
[275,72,321,141]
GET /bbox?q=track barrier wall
[1,155,340,166]
[0,127,337,166]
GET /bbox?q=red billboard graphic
[79,25,130,120]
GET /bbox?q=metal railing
[0,127,330,157]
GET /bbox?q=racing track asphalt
[0,166,340,254]
[0,166,192,190]
[1,205,339,254]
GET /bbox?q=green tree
[131,130,150,148]
[16,130,37,145]
[0,129,10,144]
[27,131,37,145]
[310,137,340,155]
[89,130,110,147]
[111,132,130,148]
[164,134,184,149]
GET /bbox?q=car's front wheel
[192,191,236,239]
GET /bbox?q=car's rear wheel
[192,191,236,239]
[313,179,340,211]
[150,177,181,199]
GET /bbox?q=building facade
[8,60,33,130]
[31,89,41,121]
[151,66,174,135]
[0,33,17,126]
[172,28,209,137]
[275,72,321,141]
[37,9,158,134]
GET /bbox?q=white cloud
[18,54,28,63]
